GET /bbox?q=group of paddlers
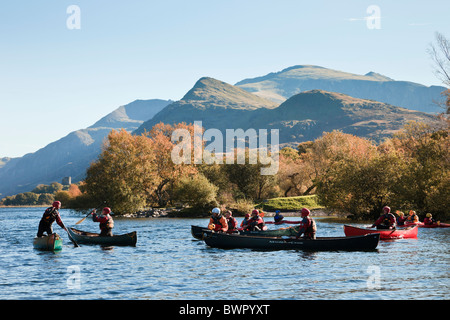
[36,201,114,238]
[371,206,439,230]
[208,207,317,239]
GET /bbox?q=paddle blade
[75,217,87,225]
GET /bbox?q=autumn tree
[145,122,199,206]
[84,129,157,214]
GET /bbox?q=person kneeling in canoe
[91,207,114,236]
[242,209,266,231]
[423,213,438,226]
[208,207,228,232]
[371,206,396,230]
[37,201,67,237]
[274,210,284,223]
[406,210,419,224]
[225,210,238,233]
[396,211,407,226]
[295,208,316,240]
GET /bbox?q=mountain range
[235,65,446,113]
[0,99,171,197]
[0,65,447,197]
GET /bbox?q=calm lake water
[0,207,448,300]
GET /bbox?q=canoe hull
[33,233,63,251]
[265,220,301,225]
[68,228,137,246]
[343,225,418,240]
[420,223,450,228]
[191,225,299,240]
[202,231,380,251]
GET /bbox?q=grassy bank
[256,195,323,212]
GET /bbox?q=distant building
[62,177,72,185]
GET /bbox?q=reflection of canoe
[191,225,299,240]
[202,230,380,251]
[265,220,301,225]
[68,228,137,246]
[33,233,63,251]
[343,225,418,240]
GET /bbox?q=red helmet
[301,208,310,217]
[102,207,111,214]
[252,209,259,216]
[383,206,391,214]
[52,201,61,209]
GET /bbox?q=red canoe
[402,222,450,228]
[420,223,450,228]
[343,225,418,240]
[265,220,301,225]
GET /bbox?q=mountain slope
[235,65,447,113]
[0,99,171,197]
[253,90,442,144]
[134,77,278,134]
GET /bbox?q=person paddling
[371,206,396,230]
[274,210,284,223]
[406,210,419,224]
[91,207,114,236]
[423,213,438,226]
[37,201,67,237]
[396,211,407,226]
[225,210,238,233]
[242,209,265,231]
[295,208,316,239]
[208,207,228,232]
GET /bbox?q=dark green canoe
[68,228,137,246]
[202,230,380,251]
[33,233,63,251]
[191,225,300,240]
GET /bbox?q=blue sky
[0,0,449,158]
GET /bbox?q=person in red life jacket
[396,211,407,226]
[295,208,317,239]
[37,201,66,237]
[371,206,396,230]
[240,213,250,229]
[423,213,437,226]
[225,210,238,233]
[91,207,115,236]
[242,209,266,231]
[208,207,228,232]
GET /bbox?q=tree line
[2,121,448,221]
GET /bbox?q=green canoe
[33,233,63,251]
[191,225,300,240]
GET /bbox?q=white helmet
[212,207,221,214]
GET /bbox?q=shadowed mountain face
[235,65,447,113]
[253,90,441,145]
[0,99,171,197]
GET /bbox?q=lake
[0,207,448,300]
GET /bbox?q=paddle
[75,201,106,225]
[61,221,80,247]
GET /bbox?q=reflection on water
[0,208,448,300]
